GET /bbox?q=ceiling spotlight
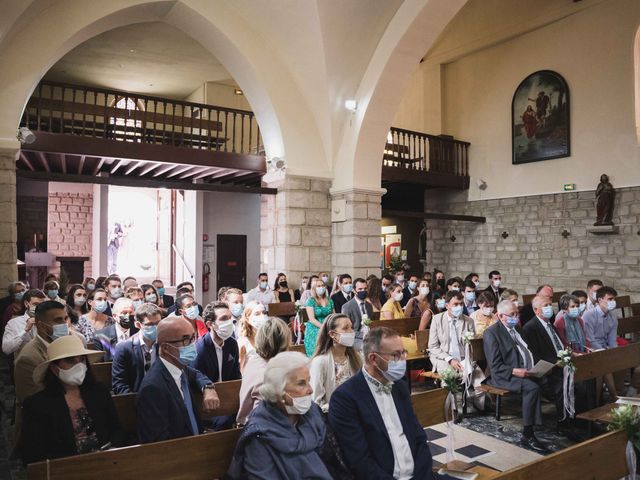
[344,99,357,112]
[17,127,35,145]
[234,88,244,96]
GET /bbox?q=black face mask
[356,291,368,300]
[118,315,132,329]
[437,279,446,289]
[279,281,288,288]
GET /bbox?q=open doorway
[107,185,173,284]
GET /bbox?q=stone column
[260,175,332,285]
[0,145,18,289]
[330,188,384,279]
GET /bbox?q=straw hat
[32,334,103,385]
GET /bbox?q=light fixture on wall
[234,88,244,96]
[477,179,487,190]
[266,156,286,173]
[17,127,35,145]
[344,99,357,112]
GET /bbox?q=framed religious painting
[512,70,570,164]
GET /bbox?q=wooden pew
[489,430,628,480]
[374,316,421,337]
[522,291,566,305]
[112,379,243,439]
[28,387,449,480]
[617,315,640,336]
[616,295,631,318]
[27,428,242,480]
[289,343,306,354]
[268,301,296,317]
[632,302,640,317]
[92,361,112,388]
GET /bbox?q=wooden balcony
[17,81,274,194]
[382,127,470,190]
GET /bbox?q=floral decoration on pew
[557,347,576,420]
[441,367,462,395]
[608,404,640,479]
[441,367,462,462]
[462,331,475,346]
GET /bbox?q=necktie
[510,329,532,369]
[143,349,151,372]
[546,322,563,352]
[180,372,200,436]
[449,319,461,360]
[360,302,367,315]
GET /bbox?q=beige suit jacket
[428,311,476,373]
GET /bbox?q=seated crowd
[0,269,633,477]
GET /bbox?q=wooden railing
[384,127,469,177]
[20,81,263,156]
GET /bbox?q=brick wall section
[0,148,18,288]
[425,187,640,299]
[47,192,93,279]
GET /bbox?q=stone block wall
[425,187,640,299]
[47,191,93,278]
[0,148,17,288]
[261,176,332,284]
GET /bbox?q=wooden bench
[28,387,449,480]
[616,295,631,318]
[92,361,112,388]
[112,379,243,439]
[268,301,296,317]
[522,291,566,305]
[631,302,640,317]
[374,316,421,337]
[488,429,628,480]
[617,315,640,336]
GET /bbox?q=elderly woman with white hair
[227,351,333,480]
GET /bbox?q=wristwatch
[202,383,216,392]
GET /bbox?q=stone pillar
[260,175,332,284]
[331,188,384,279]
[0,146,18,289]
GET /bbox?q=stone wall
[0,147,17,289]
[425,187,640,300]
[260,176,332,284]
[47,191,93,278]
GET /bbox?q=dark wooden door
[216,235,247,292]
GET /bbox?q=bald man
[137,316,219,443]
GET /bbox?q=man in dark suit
[342,278,374,350]
[152,279,174,309]
[94,297,136,361]
[330,274,353,313]
[329,326,435,479]
[380,274,393,307]
[521,295,566,423]
[137,316,220,443]
[483,299,548,452]
[520,284,553,325]
[192,301,241,430]
[402,274,419,309]
[112,303,162,394]
[484,270,505,305]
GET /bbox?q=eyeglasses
[165,334,196,347]
[375,350,408,362]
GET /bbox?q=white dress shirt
[2,313,35,355]
[211,331,224,380]
[446,313,463,362]
[362,368,414,480]
[115,323,130,344]
[160,357,185,399]
[246,286,276,305]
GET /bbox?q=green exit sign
[563,183,576,191]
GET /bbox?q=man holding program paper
[483,300,549,452]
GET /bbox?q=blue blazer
[136,359,213,443]
[93,324,136,362]
[329,370,432,479]
[112,334,156,394]
[191,333,241,383]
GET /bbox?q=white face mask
[418,287,429,296]
[56,362,87,386]
[482,306,493,316]
[215,320,235,340]
[284,393,313,415]
[492,280,501,288]
[337,331,355,347]
[249,313,267,330]
[393,292,404,302]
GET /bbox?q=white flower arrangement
[462,331,475,346]
[557,347,575,372]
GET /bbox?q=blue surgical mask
[86,283,96,291]
[142,325,157,342]
[51,323,69,340]
[505,316,519,328]
[606,300,617,311]
[74,297,87,307]
[541,305,554,319]
[14,291,24,301]
[93,300,108,313]
[465,292,476,302]
[178,342,197,366]
[47,290,58,299]
[110,287,123,299]
[145,294,157,303]
[342,284,353,294]
[231,303,244,318]
[578,303,587,314]
[436,298,446,310]
[316,287,326,296]
[567,307,580,318]
[408,281,417,290]
[133,300,143,311]
[157,287,165,297]
[260,281,268,290]
[451,305,464,318]
[184,305,199,320]
[377,355,406,382]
